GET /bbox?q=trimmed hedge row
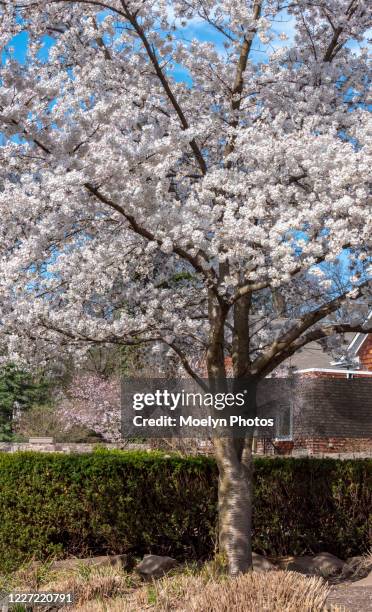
[0,451,370,572]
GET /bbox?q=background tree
[0,0,371,573]
[0,364,51,439]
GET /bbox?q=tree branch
[259,322,371,377]
[250,280,370,375]
[19,0,207,174]
[323,0,359,62]
[84,183,221,297]
[119,0,207,176]
[224,0,262,161]
[164,340,208,390]
[39,317,208,387]
[38,318,162,347]
[231,243,353,304]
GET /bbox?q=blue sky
[3,7,369,77]
[1,30,55,65]
[2,7,297,69]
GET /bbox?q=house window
[275,405,293,441]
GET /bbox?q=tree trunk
[207,287,255,575]
[214,435,254,575]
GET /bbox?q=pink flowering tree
[0,0,371,573]
[57,374,122,441]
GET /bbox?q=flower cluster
[0,0,370,379]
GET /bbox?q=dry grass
[5,550,372,611]
[48,565,142,608]
[72,570,331,612]
[44,567,131,606]
[1,560,138,609]
[182,571,330,612]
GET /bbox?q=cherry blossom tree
[0,0,371,574]
[56,373,122,441]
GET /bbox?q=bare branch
[164,341,208,390]
[259,322,371,377]
[250,280,371,375]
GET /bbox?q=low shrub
[0,451,217,573]
[0,451,370,572]
[253,456,372,557]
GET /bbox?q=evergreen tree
[0,364,51,439]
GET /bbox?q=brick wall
[292,377,372,438]
[292,437,372,454]
[255,437,372,457]
[359,335,372,371]
[255,376,372,456]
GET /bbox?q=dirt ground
[326,584,372,611]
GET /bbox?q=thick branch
[251,281,370,375]
[231,280,270,303]
[323,0,359,62]
[259,322,371,377]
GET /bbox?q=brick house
[256,320,372,457]
[347,312,372,371]
[357,334,372,370]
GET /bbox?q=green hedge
[0,451,370,572]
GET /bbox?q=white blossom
[0,0,370,378]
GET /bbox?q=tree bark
[206,284,257,575]
[214,435,254,575]
[206,289,227,380]
[232,292,251,377]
